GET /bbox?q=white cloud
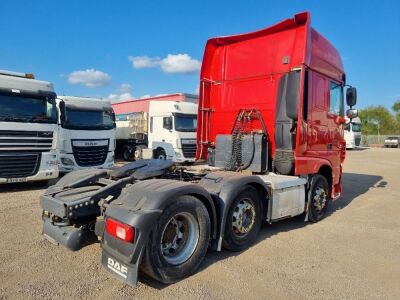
[128,53,201,74]
[195,86,199,95]
[161,54,201,73]
[140,94,151,99]
[105,92,133,103]
[128,56,160,69]
[118,83,132,93]
[68,69,112,88]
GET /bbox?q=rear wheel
[122,146,133,161]
[140,195,210,284]
[222,186,262,252]
[307,174,330,222]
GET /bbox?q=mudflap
[42,218,97,251]
[101,250,139,286]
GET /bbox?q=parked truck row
[0,69,199,184]
[40,12,359,287]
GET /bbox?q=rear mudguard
[100,174,269,285]
[198,171,270,250]
[100,179,217,286]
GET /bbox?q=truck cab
[0,70,59,184]
[344,116,361,149]
[148,101,197,162]
[56,96,115,172]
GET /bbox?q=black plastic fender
[198,171,270,251]
[100,179,218,286]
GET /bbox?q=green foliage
[392,100,400,113]
[393,100,400,124]
[359,105,400,135]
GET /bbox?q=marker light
[106,218,135,243]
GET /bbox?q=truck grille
[72,145,109,167]
[181,142,197,159]
[0,130,53,151]
[0,152,41,178]
[355,136,361,147]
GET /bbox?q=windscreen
[0,93,57,124]
[351,123,361,132]
[63,109,115,130]
[174,114,197,132]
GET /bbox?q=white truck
[56,96,115,172]
[0,70,59,184]
[344,116,361,149]
[115,101,197,163]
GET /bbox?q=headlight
[175,151,182,158]
[61,157,74,166]
[107,154,115,163]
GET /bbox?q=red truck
[41,12,357,286]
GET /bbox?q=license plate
[6,177,27,183]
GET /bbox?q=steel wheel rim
[161,212,200,265]
[232,198,256,237]
[313,186,327,213]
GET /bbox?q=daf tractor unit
[40,12,358,287]
[0,70,59,184]
[56,96,115,173]
[344,116,361,149]
[113,99,197,163]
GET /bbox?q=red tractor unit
[40,12,357,286]
[197,11,357,202]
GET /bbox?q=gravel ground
[0,148,399,299]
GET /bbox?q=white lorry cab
[344,116,361,149]
[0,70,59,184]
[115,101,198,163]
[57,96,115,172]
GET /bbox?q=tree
[359,106,398,135]
[393,99,400,124]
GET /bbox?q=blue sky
[0,0,399,109]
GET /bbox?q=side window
[329,81,344,116]
[163,116,172,130]
[312,74,326,110]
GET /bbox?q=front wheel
[222,186,263,252]
[140,195,210,284]
[307,174,330,222]
[155,148,167,160]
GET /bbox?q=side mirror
[59,100,66,123]
[346,87,357,107]
[346,108,358,119]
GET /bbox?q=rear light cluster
[106,218,135,243]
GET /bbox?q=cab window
[329,82,344,116]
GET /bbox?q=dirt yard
[0,148,399,299]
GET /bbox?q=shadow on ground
[140,172,384,290]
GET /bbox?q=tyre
[222,186,263,252]
[122,146,133,161]
[307,174,330,222]
[156,148,167,160]
[140,195,210,284]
